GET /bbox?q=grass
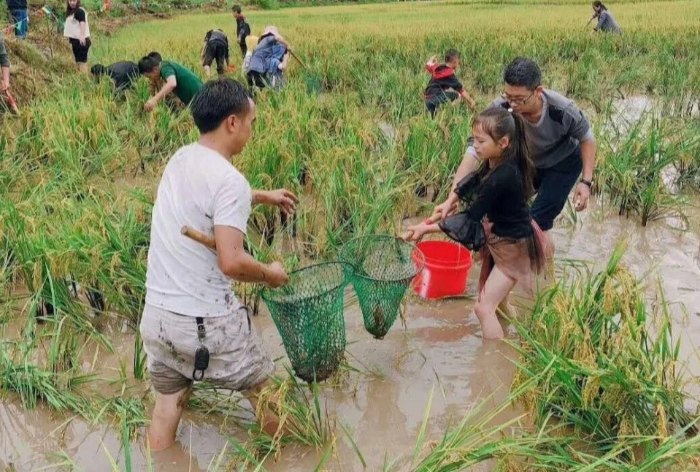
[1,0,700,469]
[512,245,699,461]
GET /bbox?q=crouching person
[140,78,299,451]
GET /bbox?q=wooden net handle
[181,226,216,250]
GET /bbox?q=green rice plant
[132,331,147,380]
[0,346,97,417]
[511,245,698,458]
[230,367,334,465]
[597,118,690,226]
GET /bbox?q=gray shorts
[139,304,274,395]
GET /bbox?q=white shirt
[145,143,251,317]
[63,8,90,39]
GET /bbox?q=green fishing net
[340,236,425,339]
[262,262,350,383]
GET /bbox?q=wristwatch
[580,179,593,188]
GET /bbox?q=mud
[1,198,699,471]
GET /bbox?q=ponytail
[508,112,536,199]
[472,107,536,199]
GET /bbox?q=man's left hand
[1,80,9,92]
[574,182,591,211]
[144,98,157,113]
[264,189,299,215]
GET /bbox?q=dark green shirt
[160,60,202,105]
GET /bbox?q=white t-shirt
[145,143,252,318]
[63,8,91,39]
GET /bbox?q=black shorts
[531,146,583,231]
[69,37,91,63]
[203,41,228,74]
[425,90,459,117]
[247,71,268,90]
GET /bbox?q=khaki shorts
[140,304,274,395]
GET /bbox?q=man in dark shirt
[424,49,477,117]
[6,0,28,39]
[91,61,140,91]
[202,29,230,77]
[233,5,251,57]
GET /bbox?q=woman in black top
[404,107,546,339]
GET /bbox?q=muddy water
[1,201,699,472]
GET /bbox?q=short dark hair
[147,51,162,63]
[138,56,160,74]
[233,4,241,13]
[190,78,253,134]
[504,57,541,90]
[445,49,460,64]
[91,64,107,76]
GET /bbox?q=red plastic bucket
[412,241,472,299]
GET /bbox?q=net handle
[181,225,216,250]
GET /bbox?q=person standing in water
[404,107,546,339]
[140,78,299,451]
[434,58,596,256]
[590,1,621,34]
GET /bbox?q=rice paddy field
[2,0,700,470]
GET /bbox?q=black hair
[503,57,542,91]
[472,107,535,200]
[233,4,242,13]
[472,107,543,272]
[91,64,107,76]
[66,0,81,17]
[190,78,253,134]
[138,56,160,74]
[445,49,460,64]
[592,1,607,11]
[147,51,162,63]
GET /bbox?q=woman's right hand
[433,199,458,221]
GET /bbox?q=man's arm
[154,75,177,103]
[251,189,298,214]
[1,67,9,91]
[579,138,596,183]
[214,226,287,286]
[0,39,10,92]
[458,89,477,110]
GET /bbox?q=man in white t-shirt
[140,77,298,451]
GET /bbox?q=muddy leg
[497,296,517,319]
[148,387,192,452]
[243,380,281,437]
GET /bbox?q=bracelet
[580,179,593,188]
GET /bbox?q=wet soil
[1,198,699,471]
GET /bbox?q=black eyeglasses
[501,90,536,106]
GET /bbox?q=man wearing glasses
[434,57,595,254]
